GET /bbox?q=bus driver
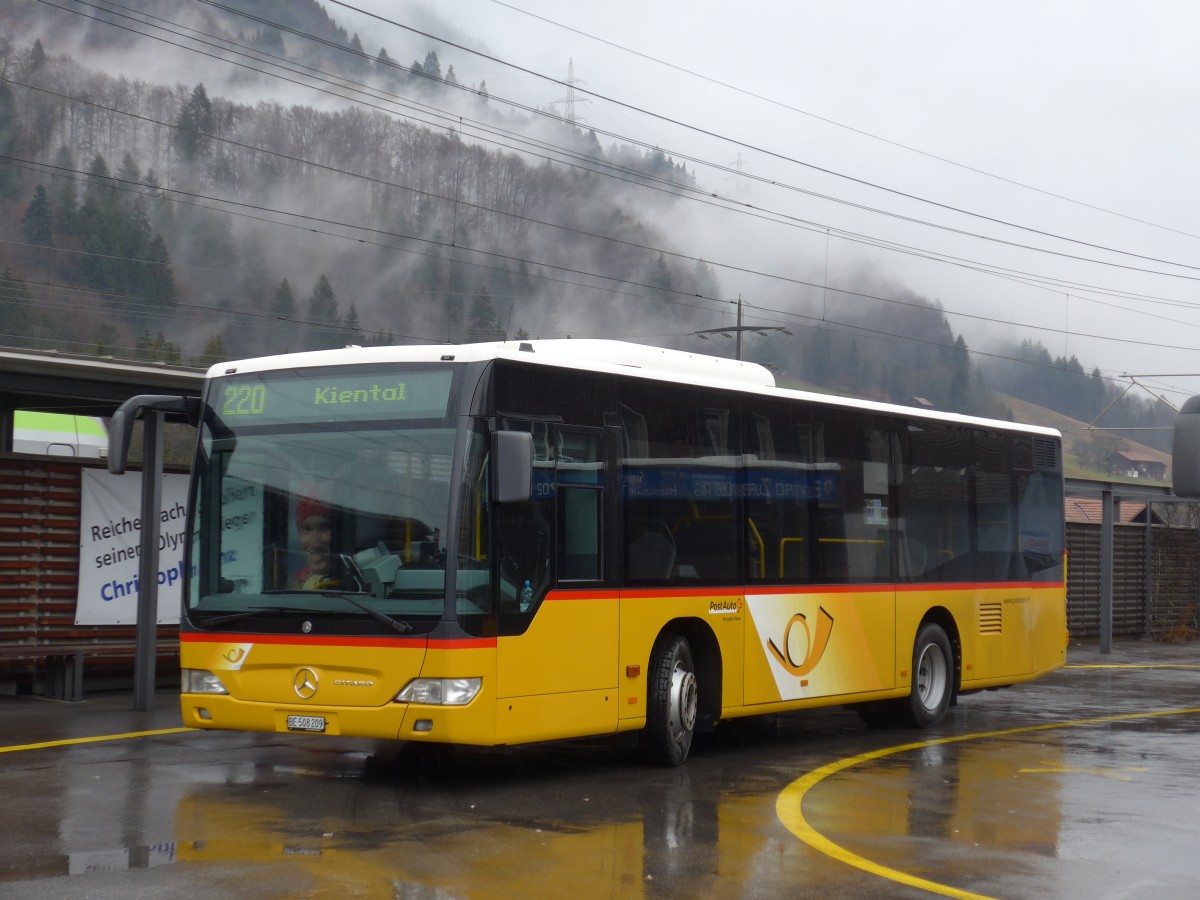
[295,496,337,590]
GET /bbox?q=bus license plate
[286,715,326,733]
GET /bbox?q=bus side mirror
[492,430,533,503]
[108,394,200,475]
[1173,395,1200,497]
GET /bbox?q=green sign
[212,367,456,426]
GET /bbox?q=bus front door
[495,426,618,744]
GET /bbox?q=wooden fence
[0,458,178,692]
[1066,520,1200,641]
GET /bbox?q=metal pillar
[133,410,164,711]
[735,295,743,361]
[1144,511,1153,638]
[1099,488,1114,654]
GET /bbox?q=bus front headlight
[182,669,229,695]
[396,677,481,706]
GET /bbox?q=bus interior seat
[672,517,737,580]
[628,524,676,580]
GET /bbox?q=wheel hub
[669,663,698,740]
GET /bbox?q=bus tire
[904,622,954,728]
[643,634,698,766]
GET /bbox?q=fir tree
[342,303,361,341]
[82,153,117,214]
[0,81,18,199]
[422,51,442,82]
[175,83,213,165]
[91,322,119,356]
[646,253,673,304]
[947,335,971,412]
[142,169,173,233]
[78,155,121,294]
[269,278,298,352]
[306,274,341,348]
[193,334,227,368]
[469,284,501,340]
[269,278,296,318]
[49,146,78,238]
[144,234,176,310]
[348,34,367,75]
[376,47,397,88]
[135,330,182,364]
[22,184,53,247]
[124,195,153,294]
[0,266,33,342]
[116,152,140,193]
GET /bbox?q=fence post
[1100,488,1114,654]
[1143,512,1153,639]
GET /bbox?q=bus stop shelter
[0,348,204,707]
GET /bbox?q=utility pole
[692,295,790,360]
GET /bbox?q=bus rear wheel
[905,622,953,728]
[643,634,698,766]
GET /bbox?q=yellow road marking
[1018,761,1148,780]
[0,727,192,754]
[776,707,1200,900]
[1067,663,1200,670]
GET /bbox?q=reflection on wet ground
[3,640,1200,899]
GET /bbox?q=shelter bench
[0,641,179,701]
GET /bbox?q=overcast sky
[320,0,1200,409]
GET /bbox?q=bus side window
[903,422,972,583]
[559,487,601,580]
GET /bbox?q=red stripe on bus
[181,632,496,649]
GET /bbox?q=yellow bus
[111,340,1067,765]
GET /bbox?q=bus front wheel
[644,635,698,766]
[905,622,953,728]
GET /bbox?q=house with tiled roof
[1112,451,1168,481]
[1065,498,1164,524]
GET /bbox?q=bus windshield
[185,364,487,635]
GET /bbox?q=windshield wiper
[321,592,413,634]
[193,596,413,634]
[191,605,296,628]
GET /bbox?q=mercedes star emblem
[293,667,318,700]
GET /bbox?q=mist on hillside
[0,0,1177,459]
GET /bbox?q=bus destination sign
[214,367,455,425]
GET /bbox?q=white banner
[77,468,189,625]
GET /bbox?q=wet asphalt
[2,639,1200,899]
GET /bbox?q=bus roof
[212,339,777,389]
[210,339,1061,439]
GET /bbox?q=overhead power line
[36,0,1200,295]
[490,0,1200,246]
[13,1,1200,399]
[69,0,1200,282]
[318,0,1200,276]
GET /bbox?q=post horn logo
[767,607,834,677]
[293,668,319,700]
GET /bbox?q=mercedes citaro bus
[110,340,1067,765]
